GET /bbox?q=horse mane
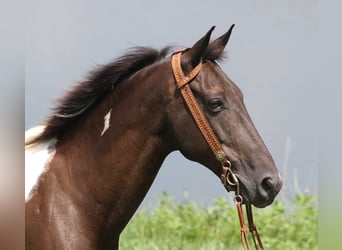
[27,45,225,145]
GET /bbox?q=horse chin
[253,197,276,208]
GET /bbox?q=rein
[171,51,264,250]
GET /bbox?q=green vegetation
[120,192,317,250]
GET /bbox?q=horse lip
[227,160,277,208]
[239,181,275,208]
[253,196,276,208]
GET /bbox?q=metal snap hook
[226,167,239,186]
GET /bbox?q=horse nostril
[261,177,275,194]
[257,176,282,207]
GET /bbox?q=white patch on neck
[100,109,112,136]
[25,138,57,201]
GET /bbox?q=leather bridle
[171,51,264,250]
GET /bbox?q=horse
[25,25,282,249]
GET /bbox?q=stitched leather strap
[171,51,265,250]
[246,203,264,249]
[171,51,228,165]
[236,201,251,250]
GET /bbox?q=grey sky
[26,0,338,206]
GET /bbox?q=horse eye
[207,98,224,113]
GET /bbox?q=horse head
[167,26,282,208]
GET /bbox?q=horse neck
[49,62,175,239]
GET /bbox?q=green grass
[120,192,317,250]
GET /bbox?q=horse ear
[181,26,215,73]
[204,24,235,61]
